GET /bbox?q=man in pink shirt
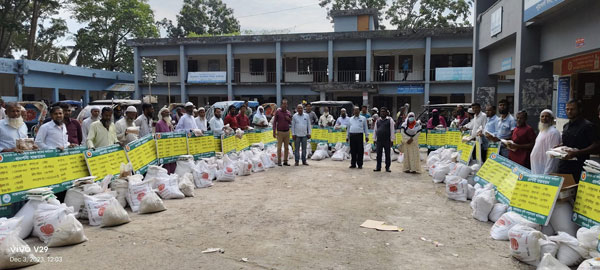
[273,99,292,166]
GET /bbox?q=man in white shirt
[209,108,225,136]
[347,107,369,169]
[115,106,139,145]
[82,106,100,147]
[465,103,487,140]
[0,99,5,120]
[35,106,73,150]
[135,103,154,137]
[335,108,350,128]
[195,107,208,132]
[0,103,32,153]
[318,107,334,127]
[530,109,561,174]
[175,102,198,131]
[292,104,311,166]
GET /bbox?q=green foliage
[187,31,240,38]
[386,0,473,29]
[160,0,240,38]
[70,0,159,72]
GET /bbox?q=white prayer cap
[198,107,205,111]
[126,106,137,113]
[159,107,170,114]
[185,102,194,107]
[541,109,554,118]
[90,106,100,112]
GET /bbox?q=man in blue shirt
[478,105,498,161]
[292,104,312,166]
[360,105,371,119]
[347,107,369,169]
[485,99,516,157]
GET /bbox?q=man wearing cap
[195,107,208,132]
[156,107,174,133]
[318,107,334,127]
[82,106,100,147]
[115,106,139,145]
[175,102,198,132]
[335,108,350,127]
[369,107,379,129]
[135,103,154,137]
[530,109,561,174]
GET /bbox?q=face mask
[408,117,415,122]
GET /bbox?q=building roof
[329,8,379,17]
[127,27,473,47]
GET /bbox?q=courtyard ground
[26,159,533,270]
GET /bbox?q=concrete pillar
[392,96,398,118]
[472,0,499,105]
[276,42,282,106]
[133,47,141,100]
[424,37,431,105]
[362,91,368,106]
[15,60,23,101]
[227,43,233,101]
[320,91,326,101]
[179,45,187,103]
[84,90,90,106]
[328,40,334,82]
[53,88,59,103]
[366,39,372,82]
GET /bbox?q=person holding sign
[224,105,238,130]
[485,99,516,158]
[116,106,139,145]
[273,99,292,166]
[35,106,75,150]
[318,107,334,127]
[400,112,421,173]
[506,110,536,169]
[236,105,250,130]
[175,102,199,132]
[530,109,561,174]
[82,106,100,147]
[135,103,154,137]
[427,109,447,129]
[558,100,600,181]
[209,108,225,136]
[87,107,118,149]
[292,104,311,166]
[372,107,395,172]
[0,103,33,153]
[156,107,174,133]
[195,107,208,132]
[347,106,368,169]
[335,108,350,128]
[478,105,498,161]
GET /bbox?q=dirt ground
[25,159,534,270]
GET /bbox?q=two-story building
[128,9,475,116]
[473,0,600,129]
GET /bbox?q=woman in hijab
[253,106,269,127]
[401,112,422,173]
[427,109,447,129]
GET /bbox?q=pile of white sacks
[426,147,600,269]
[312,142,424,163]
[0,143,284,269]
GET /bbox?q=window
[249,59,264,75]
[163,60,178,76]
[398,55,413,71]
[298,58,313,74]
[208,59,220,71]
[187,60,198,72]
[285,57,297,72]
[450,54,472,67]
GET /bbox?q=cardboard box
[551,173,578,201]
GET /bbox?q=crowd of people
[1,97,599,181]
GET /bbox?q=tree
[26,0,62,59]
[386,0,472,29]
[160,0,240,38]
[318,0,387,29]
[70,0,158,72]
[0,0,30,57]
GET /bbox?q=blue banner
[397,85,424,94]
[557,77,570,119]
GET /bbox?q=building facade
[128,9,475,116]
[473,0,600,129]
[0,58,134,104]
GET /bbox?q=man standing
[35,106,74,150]
[116,106,139,145]
[318,107,334,127]
[402,58,410,81]
[82,106,100,147]
[224,105,238,130]
[360,105,371,119]
[465,103,487,139]
[175,102,198,132]
[347,107,368,169]
[209,108,225,136]
[60,103,82,145]
[369,107,379,129]
[273,99,292,166]
[156,108,174,133]
[335,108,350,127]
[135,103,154,137]
[372,107,395,172]
[455,105,469,124]
[305,104,318,125]
[478,105,498,160]
[292,104,311,166]
[87,107,118,149]
[485,99,516,157]
[559,100,600,181]
[195,107,208,132]
[244,100,253,117]
[0,103,32,153]
[530,109,561,174]
[0,99,5,120]
[506,110,536,168]
[236,105,250,130]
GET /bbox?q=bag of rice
[537,253,570,270]
[33,204,87,246]
[549,232,588,266]
[127,181,152,213]
[0,230,39,268]
[488,203,508,223]
[236,159,253,176]
[471,188,495,222]
[251,157,265,173]
[13,199,44,239]
[508,224,543,265]
[491,211,540,240]
[139,192,166,214]
[445,178,469,202]
[84,193,115,226]
[155,175,185,199]
[178,173,195,197]
[578,258,600,270]
[100,197,130,227]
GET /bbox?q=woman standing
[156,107,176,174]
[400,112,422,173]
